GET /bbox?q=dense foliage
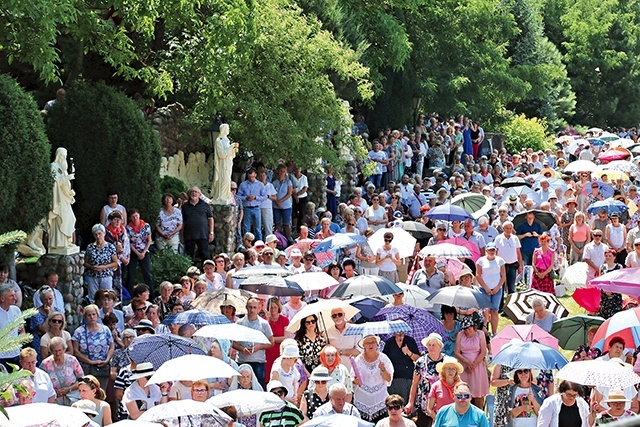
[150,247,193,285]
[160,176,188,200]
[0,75,52,236]
[45,81,161,242]
[500,114,554,153]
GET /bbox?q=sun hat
[604,389,631,403]
[253,240,265,249]
[458,266,475,280]
[436,356,464,375]
[203,259,215,267]
[486,242,497,250]
[309,366,332,382]
[290,248,303,257]
[267,380,288,394]
[566,197,577,206]
[72,400,98,417]
[130,362,156,380]
[282,345,300,358]
[460,316,476,330]
[220,300,236,310]
[187,266,201,276]
[134,319,155,334]
[358,334,381,349]
[265,234,278,245]
[509,194,517,202]
[421,332,443,349]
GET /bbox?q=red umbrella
[598,148,631,163]
[439,237,481,262]
[572,287,601,313]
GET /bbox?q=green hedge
[0,76,52,238]
[46,81,161,244]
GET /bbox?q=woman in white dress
[352,335,394,423]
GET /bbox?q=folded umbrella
[591,307,640,351]
[556,359,640,389]
[491,341,568,370]
[147,354,239,385]
[491,324,559,355]
[587,199,628,215]
[329,274,403,298]
[314,233,366,253]
[424,204,474,222]
[426,285,493,309]
[550,315,605,351]
[571,287,601,313]
[372,305,446,353]
[240,275,305,296]
[127,334,206,369]
[512,210,557,232]
[368,227,417,259]
[504,289,569,325]
[208,390,285,417]
[343,319,411,337]
[591,268,640,297]
[451,193,493,220]
[162,309,232,326]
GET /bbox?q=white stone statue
[48,147,79,255]
[211,124,239,205]
[17,219,46,257]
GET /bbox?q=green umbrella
[450,193,493,219]
[549,314,605,351]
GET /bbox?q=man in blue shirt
[238,168,267,241]
[434,382,489,427]
[516,210,542,265]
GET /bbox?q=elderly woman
[532,233,556,294]
[78,374,112,426]
[208,338,237,396]
[383,331,420,404]
[455,317,489,409]
[598,249,623,319]
[72,304,114,389]
[376,232,402,283]
[153,281,179,320]
[589,389,637,425]
[424,357,463,421]
[104,210,129,300]
[508,368,544,426]
[353,334,395,422]
[156,193,183,252]
[125,298,148,329]
[30,286,58,362]
[40,336,84,405]
[300,366,331,421]
[315,217,335,240]
[190,379,211,402]
[294,314,326,374]
[317,345,353,398]
[405,333,445,426]
[365,194,388,231]
[356,228,378,275]
[126,209,154,294]
[84,224,118,302]
[230,364,263,427]
[537,380,590,427]
[377,394,417,427]
[40,311,73,359]
[525,297,558,333]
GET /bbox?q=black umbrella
[240,275,305,296]
[330,274,403,298]
[628,144,640,157]
[402,221,433,240]
[512,210,557,232]
[502,177,531,188]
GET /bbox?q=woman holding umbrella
[229,364,263,427]
[405,333,445,426]
[122,362,169,420]
[598,249,623,319]
[507,368,544,426]
[352,335,395,422]
[454,317,489,409]
[382,331,420,403]
[589,389,637,426]
[531,233,556,294]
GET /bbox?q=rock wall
[16,253,85,332]
[211,205,238,256]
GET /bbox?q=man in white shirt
[33,270,65,314]
[583,230,609,284]
[494,221,522,295]
[326,308,360,369]
[314,383,361,418]
[398,174,414,204]
[19,348,56,403]
[0,284,24,367]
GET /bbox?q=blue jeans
[87,275,113,302]
[522,251,533,266]
[243,207,263,241]
[370,174,382,189]
[273,207,292,226]
[504,262,519,294]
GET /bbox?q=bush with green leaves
[500,113,554,154]
[160,176,188,200]
[0,76,52,238]
[46,81,162,243]
[150,247,193,285]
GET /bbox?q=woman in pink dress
[532,233,556,294]
[454,316,489,409]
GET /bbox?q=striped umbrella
[419,243,472,259]
[591,307,640,351]
[162,309,232,326]
[503,289,568,325]
[372,305,445,353]
[329,274,403,298]
[343,320,411,337]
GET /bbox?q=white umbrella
[419,243,472,258]
[286,298,360,333]
[368,227,417,259]
[556,359,640,389]
[147,354,239,385]
[1,403,90,427]
[302,414,373,427]
[286,272,339,292]
[564,160,597,173]
[380,283,433,309]
[208,389,285,416]
[193,323,270,344]
[139,400,232,427]
[561,262,589,290]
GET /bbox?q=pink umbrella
[439,237,481,262]
[285,239,334,267]
[591,268,640,297]
[491,324,559,354]
[436,257,467,280]
[598,148,631,163]
[572,287,601,313]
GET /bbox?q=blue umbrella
[127,334,207,369]
[314,233,367,253]
[586,199,629,215]
[596,181,615,199]
[424,204,473,222]
[343,320,411,337]
[347,296,386,323]
[588,138,606,146]
[491,341,568,370]
[163,309,232,326]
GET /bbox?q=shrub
[46,81,162,244]
[500,113,554,154]
[0,76,52,239]
[160,176,188,200]
[150,247,193,285]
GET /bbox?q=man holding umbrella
[516,211,542,266]
[583,230,609,283]
[326,307,361,369]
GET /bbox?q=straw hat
[130,362,156,380]
[358,334,381,349]
[604,389,631,403]
[436,356,464,375]
[421,332,443,349]
[309,366,332,382]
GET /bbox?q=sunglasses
[516,369,530,374]
[455,393,471,400]
[134,307,146,312]
[384,239,392,242]
[304,258,314,262]
[273,390,287,397]
[387,404,402,411]
[316,380,328,384]
[594,234,603,238]
[635,243,640,247]
[331,313,344,319]
[50,319,63,324]
[263,252,274,256]
[348,223,356,226]
[79,377,95,385]
[305,319,317,325]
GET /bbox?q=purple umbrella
[591,268,640,297]
[372,305,446,353]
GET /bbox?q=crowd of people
[3,116,640,427]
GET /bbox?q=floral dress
[298,334,326,373]
[85,242,117,278]
[413,354,443,413]
[532,248,555,293]
[493,365,512,427]
[595,410,637,425]
[72,324,114,366]
[536,370,554,399]
[599,263,622,319]
[40,354,84,405]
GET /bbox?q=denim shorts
[273,207,292,225]
[478,286,503,311]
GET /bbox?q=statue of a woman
[48,147,79,254]
[211,124,239,205]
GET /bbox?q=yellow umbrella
[592,168,629,181]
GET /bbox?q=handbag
[81,326,111,378]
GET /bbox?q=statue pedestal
[211,204,238,255]
[36,253,85,332]
[48,245,80,256]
